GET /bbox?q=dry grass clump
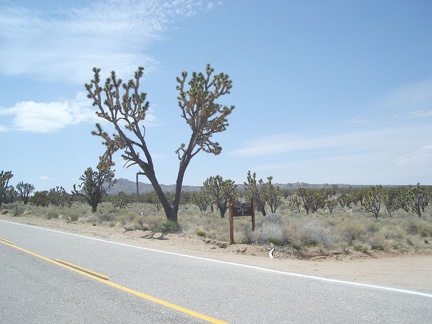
[247,214,285,245]
[281,218,334,249]
[335,221,367,244]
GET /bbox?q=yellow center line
[54,259,110,280]
[0,238,228,324]
[0,238,15,245]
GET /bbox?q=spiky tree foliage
[72,164,116,213]
[262,176,283,213]
[85,64,234,223]
[382,188,400,217]
[30,191,49,207]
[362,185,383,219]
[244,171,267,216]
[407,183,429,217]
[191,189,211,212]
[149,191,162,211]
[15,181,35,205]
[351,188,367,206]
[203,175,237,218]
[287,194,301,213]
[325,197,339,214]
[310,188,328,213]
[48,186,70,207]
[297,188,316,215]
[338,191,353,209]
[112,191,132,209]
[0,170,13,206]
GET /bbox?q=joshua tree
[16,181,35,205]
[407,183,429,217]
[85,64,234,223]
[244,171,267,216]
[72,163,116,213]
[203,175,238,218]
[362,185,383,219]
[0,171,13,206]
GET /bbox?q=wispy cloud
[371,79,432,115]
[232,129,406,157]
[0,0,218,83]
[408,110,432,118]
[40,175,55,182]
[351,116,370,125]
[233,125,432,184]
[393,145,432,167]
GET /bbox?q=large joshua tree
[85,64,234,223]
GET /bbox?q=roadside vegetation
[1,179,431,259]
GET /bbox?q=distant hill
[107,178,357,195]
[107,178,202,195]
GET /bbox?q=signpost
[229,198,256,244]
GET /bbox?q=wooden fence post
[229,199,234,244]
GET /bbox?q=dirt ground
[1,214,431,293]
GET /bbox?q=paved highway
[1,220,431,323]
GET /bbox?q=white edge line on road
[2,219,432,299]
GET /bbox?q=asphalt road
[1,220,431,323]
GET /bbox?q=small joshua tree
[72,163,116,213]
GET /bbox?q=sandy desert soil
[1,214,431,293]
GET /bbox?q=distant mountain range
[107,178,356,195]
[107,178,202,195]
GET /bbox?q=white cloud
[40,176,55,182]
[0,92,96,132]
[0,0,217,84]
[0,90,160,133]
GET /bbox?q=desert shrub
[69,214,79,222]
[196,230,206,237]
[153,220,181,233]
[99,213,115,222]
[366,222,381,233]
[296,219,334,248]
[2,202,24,213]
[47,210,58,219]
[418,225,432,238]
[402,219,420,235]
[400,218,432,238]
[380,225,405,240]
[367,232,386,250]
[353,244,368,252]
[123,219,149,231]
[250,213,285,245]
[260,213,284,226]
[14,205,24,217]
[336,222,366,244]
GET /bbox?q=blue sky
[1,0,431,192]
